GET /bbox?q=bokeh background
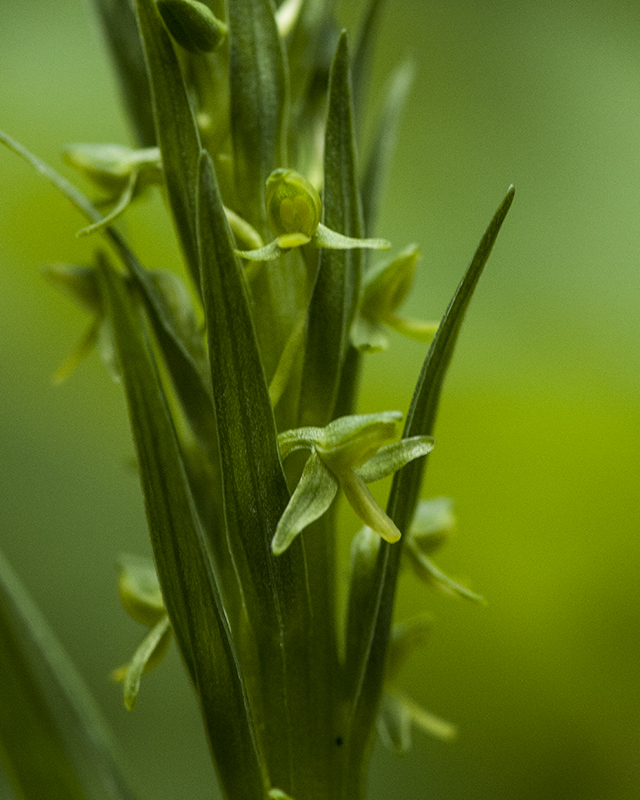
[2,0,640,798]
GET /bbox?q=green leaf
[299,31,363,427]
[228,0,288,226]
[0,550,136,800]
[342,185,515,789]
[91,0,156,147]
[157,0,227,54]
[98,256,267,800]
[134,0,203,289]
[197,151,318,792]
[360,61,414,236]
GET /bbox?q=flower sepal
[272,412,435,554]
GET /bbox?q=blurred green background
[1,0,640,798]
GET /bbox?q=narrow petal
[386,315,439,342]
[390,690,457,742]
[234,239,282,261]
[313,222,390,251]
[405,540,485,604]
[123,615,172,710]
[272,452,339,555]
[355,435,435,483]
[340,471,401,543]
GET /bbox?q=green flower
[236,168,391,261]
[111,554,172,711]
[62,143,162,236]
[378,615,457,751]
[272,411,435,555]
[352,244,439,352]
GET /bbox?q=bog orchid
[0,0,514,797]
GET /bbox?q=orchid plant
[0,0,514,798]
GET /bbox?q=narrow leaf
[344,186,515,778]
[134,0,202,289]
[299,31,363,427]
[91,0,156,147]
[98,257,267,800]
[228,0,288,226]
[0,550,137,800]
[198,151,316,791]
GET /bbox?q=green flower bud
[117,554,166,627]
[265,168,322,241]
[158,0,228,54]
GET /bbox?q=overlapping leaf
[299,31,363,427]
[197,151,318,793]
[134,0,203,289]
[98,256,267,800]
[228,0,288,226]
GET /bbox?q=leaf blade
[197,151,319,793]
[0,550,137,800]
[134,0,203,288]
[343,186,516,787]
[228,0,288,226]
[299,31,362,427]
[98,257,267,800]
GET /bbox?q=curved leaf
[98,256,267,800]
[0,550,137,800]
[342,186,515,793]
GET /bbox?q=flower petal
[234,239,282,261]
[313,222,390,251]
[355,435,435,483]
[122,615,172,710]
[272,452,339,555]
[405,539,485,603]
[340,470,401,543]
